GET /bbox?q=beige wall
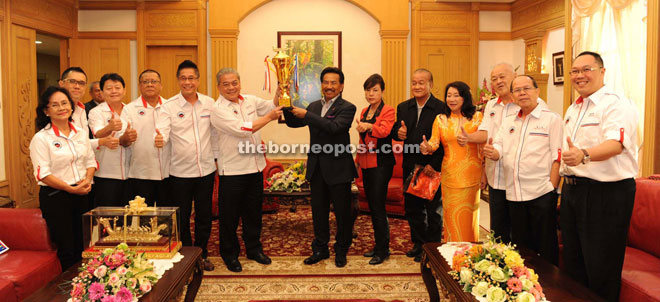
[78,10,137,32]
[235,0,381,160]
[478,11,524,95]
[543,27,565,114]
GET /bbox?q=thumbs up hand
[100,131,120,149]
[397,120,407,140]
[483,138,500,160]
[120,122,137,146]
[420,135,432,155]
[154,129,164,148]
[563,137,584,166]
[108,113,122,132]
[457,126,469,146]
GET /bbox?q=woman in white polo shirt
[29,86,96,270]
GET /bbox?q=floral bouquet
[448,234,547,302]
[477,78,496,113]
[265,161,308,192]
[68,243,159,302]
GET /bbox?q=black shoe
[247,252,272,265]
[303,252,329,265]
[369,254,389,265]
[202,259,215,271]
[224,258,242,272]
[335,254,347,268]
[363,250,375,258]
[406,245,423,258]
[414,254,422,262]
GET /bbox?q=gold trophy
[271,48,296,108]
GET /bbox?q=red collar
[575,96,584,104]
[238,95,244,101]
[496,97,502,104]
[141,96,162,108]
[108,103,124,114]
[77,102,85,109]
[517,110,523,118]
[52,122,77,137]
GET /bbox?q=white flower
[521,278,534,291]
[108,273,121,285]
[486,286,507,302]
[116,266,128,275]
[140,280,152,293]
[93,265,108,278]
[475,259,492,272]
[459,268,473,283]
[471,281,489,297]
[516,292,536,302]
[489,267,508,283]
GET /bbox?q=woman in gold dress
[421,81,483,242]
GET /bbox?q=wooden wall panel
[144,11,197,36]
[9,0,75,37]
[210,29,238,98]
[381,30,408,106]
[511,0,564,39]
[7,24,38,208]
[69,39,132,103]
[421,43,472,98]
[146,45,198,99]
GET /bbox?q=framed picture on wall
[277,31,342,109]
[552,51,565,85]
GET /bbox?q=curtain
[572,0,647,142]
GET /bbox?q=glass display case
[82,199,181,259]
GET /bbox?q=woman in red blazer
[355,74,396,265]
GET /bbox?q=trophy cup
[271,48,296,108]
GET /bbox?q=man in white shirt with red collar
[483,75,562,265]
[560,51,639,302]
[210,68,282,272]
[124,69,170,206]
[155,60,218,271]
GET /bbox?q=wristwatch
[581,149,591,164]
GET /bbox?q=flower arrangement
[448,234,546,302]
[265,161,308,192]
[68,243,159,302]
[477,78,496,113]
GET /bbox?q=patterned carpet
[194,206,429,301]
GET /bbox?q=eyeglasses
[48,102,71,109]
[569,67,601,76]
[512,86,537,95]
[140,80,161,85]
[178,76,198,82]
[63,79,87,87]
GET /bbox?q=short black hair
[576,51,604,68]
[61,67,87,81]
[444,81,476,120]
[320,67,344,84]
[176,60,199,78]
[510,75,539,92]
[100,73,125,90]
[363,73,385,91]
[35,86,74,131]
[139,69,161,81]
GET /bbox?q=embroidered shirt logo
[509,126,516,134]
[52,141,62,149]
[177,111,185,119]
[489,110,496,117]
[138,109,146,116]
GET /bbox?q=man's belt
[563,176,597,186]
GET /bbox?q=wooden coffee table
[420,243,606,302]
[25,246,204,302]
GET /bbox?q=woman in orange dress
[421,81,483,242]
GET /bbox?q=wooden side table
[25,246,204,302]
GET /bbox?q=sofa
[620,175,660,302]
[355,141,405,216]
[0,208,62,302]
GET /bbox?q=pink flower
[530,288,542,301]
[108,273,121,285]
[70,282,86,298]
[94,265,108,278]
[88,282,105,300]
[101,295,119,302]
[116,266,128,275]
[507,277,523,293]
[140,280,152,293]
[127,278,138,289]
[534,283,545,298]
[116,287,133,302]
[512,266,527,278]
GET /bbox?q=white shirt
[321,95,339,117]
[71,101,100,149]
[493,102,563,202]
[211,94,275,176]
[560,85,639,181]
[124,96,170,180]
[88,102,129,180]
[156,92,218,178]
[29,123,96,186]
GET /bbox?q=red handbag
[404,164,441,201]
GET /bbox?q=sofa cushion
[0,278,17,302]
[0,208,55,251]
[0,250,61,300]
[621,246,660,302]
[628,178,660,259]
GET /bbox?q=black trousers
[93,177,129,207]
[560,177,636,302]
[508,190,559,265]
[362,166,393,256]
[218,172,264,261]
[170,172,215,259]
[128,177,171,206]
[309,168,354,256]
[403,166,443,246]
[39,186,89,271]
[489,186,511,243]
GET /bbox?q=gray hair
[492,63,515,74]
[413,68,433,84]
[89,81,100,93]
[216,68,240,84]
